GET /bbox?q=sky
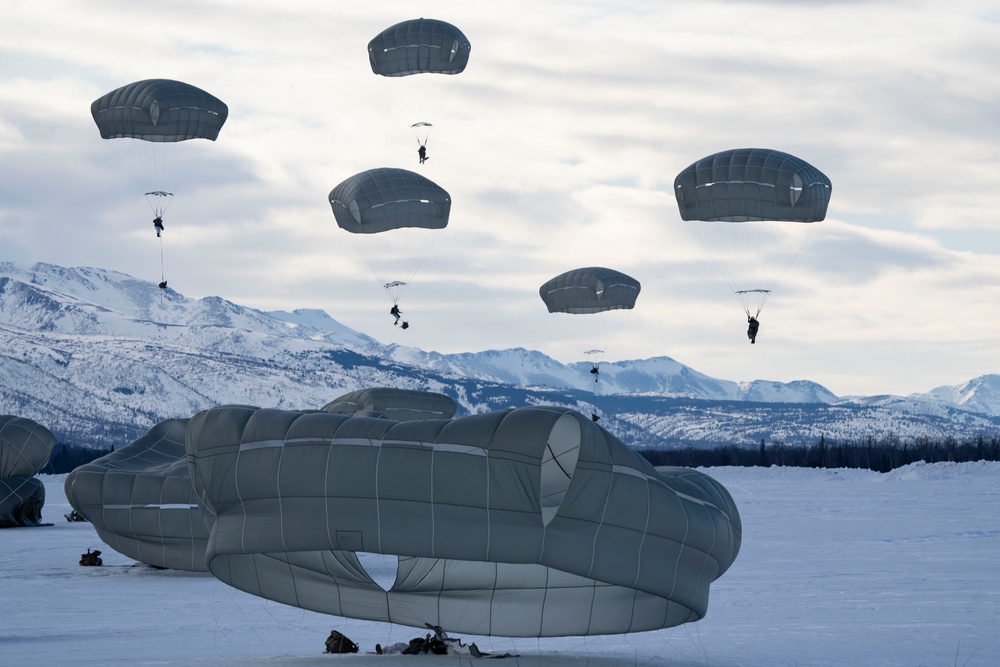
[2,1,1000,398]
[4,464,999,665]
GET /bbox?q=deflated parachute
[64,419,212,571]
[322,387,457,421]
[674,148,831,319]
[186,405,741,637]
[0,415,56,528]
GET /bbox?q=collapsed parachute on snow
[673,148,831,317]
[322,387,457,421]
[64,419,212,571]
[60,389,458,569]
[186,404,741,637]
[329,167,451,304]
[0,415,56,528]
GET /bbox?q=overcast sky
[2,0,999,398]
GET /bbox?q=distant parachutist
[153,217,164,237]
[747,315,760,344]
[418,144,428,164]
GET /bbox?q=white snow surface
[3,462,998,666]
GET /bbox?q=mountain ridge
[2,261,999,450]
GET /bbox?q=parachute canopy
[329,168,451,304]
[186,405,741,637]
[539,267,641,315]
[1,415,55,478]
[368,18,471,77]
[322,387,457,421]
[1,415,56,528]
[329,167,451,234]
[674,148,831,223]
[673,148,831,317]
[91,79,228,143]
[64,419,211,571]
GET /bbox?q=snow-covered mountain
[1,261,998,450]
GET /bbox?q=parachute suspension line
[348,227,440,306]
[159,237,165,283]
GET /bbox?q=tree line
[42,433,1000,476]
[640,434,1000,473]
[41,442,114,475]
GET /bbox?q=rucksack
[324,630,359,654]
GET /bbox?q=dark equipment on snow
[65,509,88,522]
[324,629,359,654]
[79,549,103,567]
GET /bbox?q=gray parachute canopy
[0,415,56,528]
[368,18,471,77]
[186,404,741,637]
[673,148,831,223]
[539,267,641,315]
[329,167,451,235]
[673,148,831,318]
[322,387,457,421]
[91,79,228,142]
[1,415,56,478]
[64,419,212,571]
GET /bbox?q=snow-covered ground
[3,463,999,666]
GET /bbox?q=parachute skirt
[186,405,741,637]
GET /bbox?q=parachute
[91,79,228,286]
[329,167,451,306]
[539,267,641,315]
[322,387,457,421]
[1,415,56,528]
[186,404,741,637]
[64,419,211,571]
[368,18,472,155]
[539,267,641,418]
[674,148,831,319]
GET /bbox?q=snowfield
[3,462,998,666]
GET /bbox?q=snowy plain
[3,462,999,666]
